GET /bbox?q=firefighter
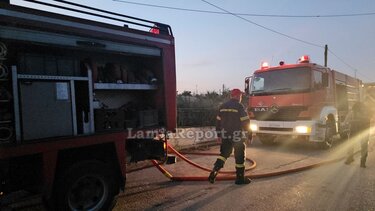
[208,88,252,184]
[344,101,371,168]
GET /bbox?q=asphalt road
[114,138,375,211]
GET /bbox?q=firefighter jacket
[216,98,250,139]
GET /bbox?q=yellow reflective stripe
[220,109,238,113]
[163,171,173,179]
[235,163,245,168]
[218,156,227,162]
[240,116,249,121]
[216,116,222,121]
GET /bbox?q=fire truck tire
[54,160,118,211]
[258,135,276,145]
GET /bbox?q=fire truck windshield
[251,67,310,95]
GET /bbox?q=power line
[328,49,357,71]
[328,49,374,80]
[201,0,323,48]
[112,0,375,18]
[201,0,374,81]
[112,0,371,80]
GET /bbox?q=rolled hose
[0,127,13,142]
[151,143,350,181]
[0,42,7,58]
[0,64,8,79]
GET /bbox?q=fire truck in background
[245,55,363,148]
[0,0,176,210]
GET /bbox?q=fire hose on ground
[148,143,348,181]
[127,142,357,181]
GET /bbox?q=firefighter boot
[360,158,366,168]
[235,167,251,185]
[208,165,220,184]
[208,159,224,184]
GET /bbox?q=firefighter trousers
[347,138,368,164]
[213,137,246,170]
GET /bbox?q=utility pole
[324,44,328,67]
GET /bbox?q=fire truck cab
[245,55,362,148]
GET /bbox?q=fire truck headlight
[295,126,311,134]
[249,123,258,132]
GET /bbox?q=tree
[181,91,192,96]
[177,88,231,126]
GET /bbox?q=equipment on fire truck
[260,61,269,70]
[18,53,80,76]
[0,127,12,142]
[0,86,10,101]
[0,64,8,79]
[0,42,6,58]
[0,42,13,143]
[299,55,310,63]
[94,109,125,131]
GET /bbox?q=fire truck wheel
[258,134,276,145]
[54,160,119,211]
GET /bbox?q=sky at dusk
[11,0,375,93]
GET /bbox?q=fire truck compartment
[1,38,167,142]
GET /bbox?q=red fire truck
[245,55,362,148]
[0,1,176,210]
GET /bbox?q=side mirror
[322,73,329,87]
[244,76,252,95]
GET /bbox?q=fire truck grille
[252,107,307,121]
[259,127,293,132]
